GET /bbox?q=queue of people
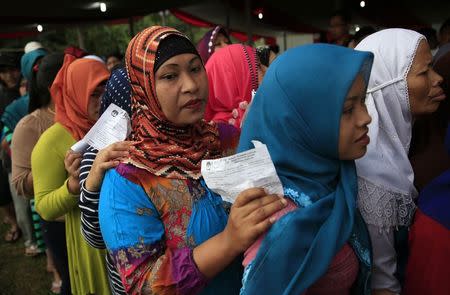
[0,13,449,295]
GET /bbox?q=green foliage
[1,12,212,57]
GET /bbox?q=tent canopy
[1,0,449,38]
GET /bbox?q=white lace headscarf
[355,29,425,229]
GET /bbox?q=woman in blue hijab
[238,44,374,295]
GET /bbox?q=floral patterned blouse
[99,124,242,295]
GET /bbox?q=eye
[360,96,366,105]
[343,107,354,115]
[191,66,202,73]
[162,73,177,80]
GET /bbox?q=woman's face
[214,33,230,52]
[0,67,21,89]
[338,74,372,160]
[106,56,121,71]
[155,53,208,126]
[87,83,106,121]
[408,40,445,116]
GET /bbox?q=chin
[352,147,368,160]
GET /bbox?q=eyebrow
[345,95,363,102]
[160,56,201,69]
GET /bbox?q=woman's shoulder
[33,123,74,157]
[14,114,37,135]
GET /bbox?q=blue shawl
[238,44,373,294]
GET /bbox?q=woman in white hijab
[355,28,445,295]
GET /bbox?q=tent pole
[129,17,135,37]
[226,0,230,31]
[245,0,253,45]
[76,27,85,49]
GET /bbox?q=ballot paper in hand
[201,140,283,203]
[71,103,131,153]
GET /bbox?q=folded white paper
[201,140,283,203]
[71,103,131,153]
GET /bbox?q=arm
[11,120,39,198]
[100,170,287,294]
[31,136,78,221]
[79,142,131,248]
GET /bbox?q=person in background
[0,51,21,243]
[79,67,131,295]
[328,10,353,47]
[439,18,450,47]
[197,26,231,64]
[12,53,68,294]
[1,43,47,257]
[403,44,450,295]
[32,54,111,294]
[348,26,377,49]
[355,29,444,295]
[256,45,278,82]
[205,44,261,132]
[105,52,123,72]
[410,43,450,191]
[268,44,280,55]
[417,27,439,55]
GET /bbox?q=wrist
[67,176,80,195]
[217,230,241,258]
[84,176,99,192]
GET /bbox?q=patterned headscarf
[125,26,221,180]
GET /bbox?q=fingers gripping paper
[71,103,131,153]
[201,141,283,203]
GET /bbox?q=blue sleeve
[98,169,208,294]
[99,168,164,251]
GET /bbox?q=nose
[357,104,372,127]
[181,71,199,94]
[431,68,443,87]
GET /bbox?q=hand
[84,141,133,192]
[222,188,287,256]
[64,150,82,195]
[64,150,82,179]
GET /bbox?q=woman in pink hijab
[205,44,264,131]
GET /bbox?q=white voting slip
[71,103,131,153]
[201,140,283,203]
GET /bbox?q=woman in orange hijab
[31,54,111,294]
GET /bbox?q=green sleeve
[31,130,78,221]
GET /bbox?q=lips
[183,99,204,109]
[430,89,446,101]
[355,131,370,145]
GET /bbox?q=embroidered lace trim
[357,177,416,228]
